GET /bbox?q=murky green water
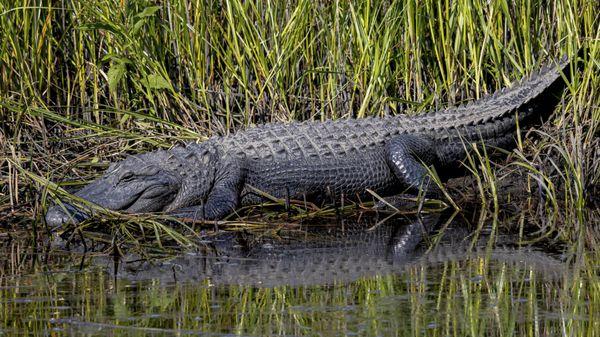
[0,215,597,336]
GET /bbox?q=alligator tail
[422,51,580,144]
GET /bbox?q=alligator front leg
[168,186,240,221]
[385,134,442,198]
[169,158,244,221]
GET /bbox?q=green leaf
[132,6,161,35]
[77,22,125,38]
[107,62,126,92]
[141,73,172,90]
[132,19,146,35]
[101,54,133,64]
[135,6,161,19]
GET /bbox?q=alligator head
[45,145,217,227]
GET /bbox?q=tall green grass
[0,0,598,248]
[0,3,598,336]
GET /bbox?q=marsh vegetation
[0,0,598,335]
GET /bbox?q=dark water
[0,213,597,336]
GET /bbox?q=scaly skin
[45,56,572,226]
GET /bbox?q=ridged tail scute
[420,54,576,142]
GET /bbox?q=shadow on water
[0,212,596,336]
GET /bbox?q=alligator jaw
[44,162,181,227]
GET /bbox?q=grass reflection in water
[0,214,597,337]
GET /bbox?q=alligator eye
[119,172,135,183]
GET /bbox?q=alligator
[45,56,573,226]
[103,215,567,286]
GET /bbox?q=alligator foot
[167,202,236,222]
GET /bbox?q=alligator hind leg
[385,134,442,199]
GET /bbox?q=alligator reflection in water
[106,214,567,287]
[1,213,595,336]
